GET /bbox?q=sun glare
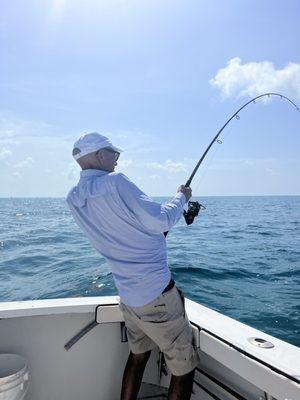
[51,0,67,19]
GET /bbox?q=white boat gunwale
[192,322,300,385]
[0,295,299,400]
[1,296,299,377]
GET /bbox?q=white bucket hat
[72,132,123,161]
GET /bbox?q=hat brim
[107,145,123,153]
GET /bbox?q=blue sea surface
[0,196,299,347]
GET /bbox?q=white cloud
[147,159,187,173]
[0,147,12,160]
[0,113,68,141]
[208,157,280,173]
[15,157,34,169]
[265,167,277,175]
[118,159,133,167]
[66,162,80,181]
[210,58,300,100]
[0,127,19,145]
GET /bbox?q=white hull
[0,296,299,400]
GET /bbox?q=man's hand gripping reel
[183,201,205,225]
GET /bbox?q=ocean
[0,196,299,347]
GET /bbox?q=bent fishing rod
[165,92,299,236]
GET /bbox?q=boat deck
[138,383,168,399]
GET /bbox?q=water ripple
[0,196,299,346]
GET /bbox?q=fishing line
[164,93,299,235]
[186,93,299,188]
[192,135,224,195]
[193,108,243,195]
[183,93,299,226]
[187,128,225,196]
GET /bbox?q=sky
[0,0,300,197]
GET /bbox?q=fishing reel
[183,201,205,225]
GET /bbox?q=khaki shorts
[119,285,199,376]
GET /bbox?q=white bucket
[0,354,29,400]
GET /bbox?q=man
[67,132,199,400]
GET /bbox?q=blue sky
[0,0,299,197]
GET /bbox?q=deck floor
[138,383,168,399]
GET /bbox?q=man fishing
[67,132,199,400]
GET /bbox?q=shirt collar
[80,169,109,179]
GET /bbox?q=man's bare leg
[120,350,152,400]
[168,368,195,400]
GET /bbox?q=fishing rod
[181,93,299,226]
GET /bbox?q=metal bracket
[64,302,122,351]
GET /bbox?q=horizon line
[1,194,300,199]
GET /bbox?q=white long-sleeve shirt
[67,169,186,306]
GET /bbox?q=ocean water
[0,196,299,347]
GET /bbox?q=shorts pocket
[176,287,185,307]
[136,295,169,323]
[162,286,185,319]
